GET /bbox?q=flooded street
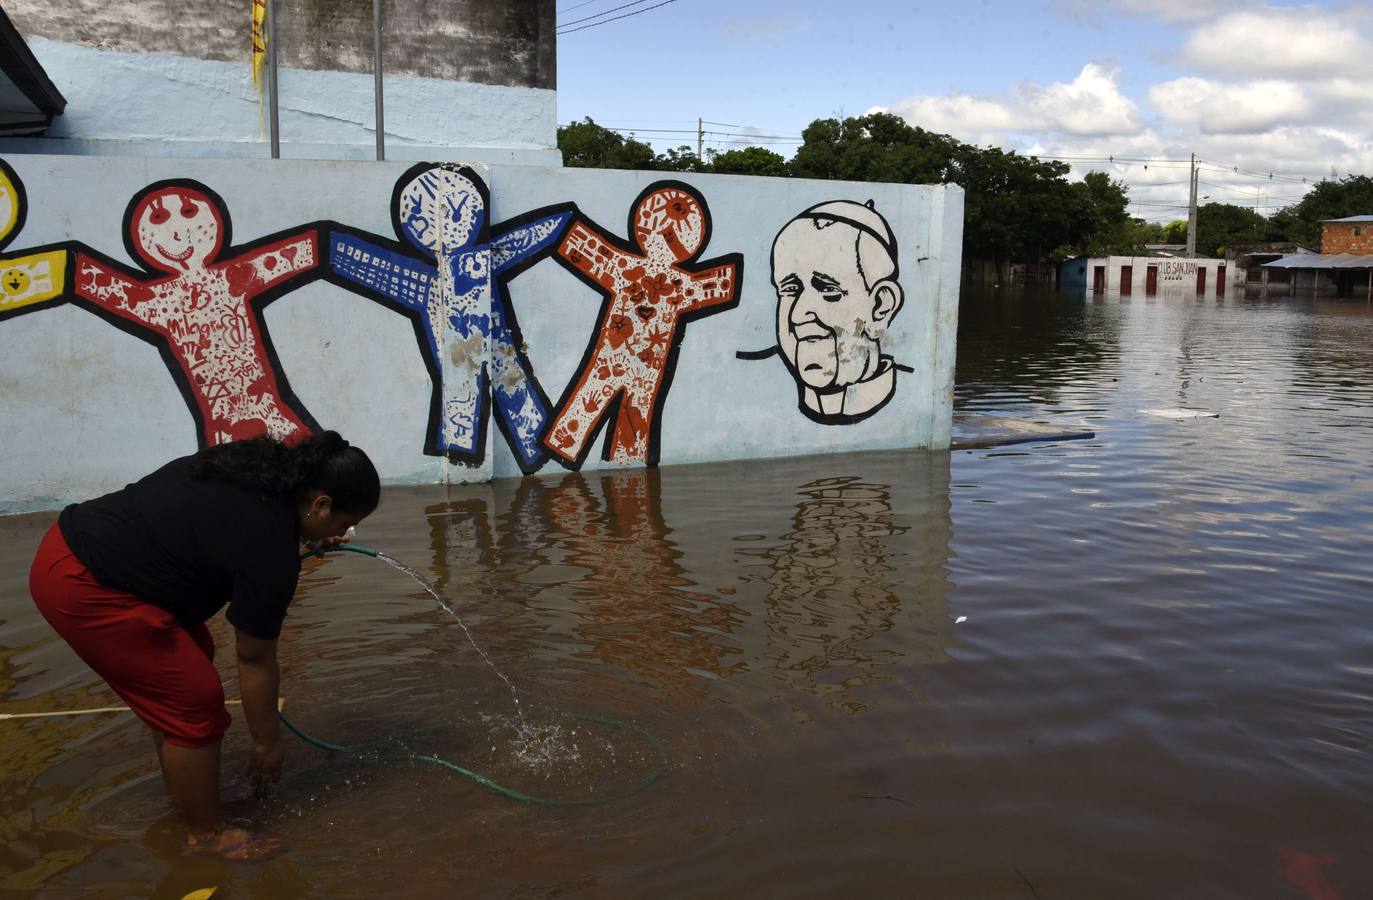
[3,286,1373,898]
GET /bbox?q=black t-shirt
[58,455,302,641]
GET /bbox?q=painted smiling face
[397,167,485,255]
[131,188,224,272]
[1,266,30,297]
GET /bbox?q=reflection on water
[0,452,952,896]
[746,474,951,713]
[4,286,1373,896]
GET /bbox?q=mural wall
[0,155,963,512]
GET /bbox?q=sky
[555,0,1373,223]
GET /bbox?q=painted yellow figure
[0,160,68,316]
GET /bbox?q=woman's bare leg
[157,739,283,862]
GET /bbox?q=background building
[1259,215,1373,298]
[1059,255,1227,297]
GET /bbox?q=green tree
[710,146,790,177]
[952,146,1078,276]
[1162,219,1188,244]
[654,145,708,173]
[1195,202,1267,257]
[1267,175,1373,247]
[1134,219,1167,245]
[1069,171,1133,255]
[557,118,656,170]
[790,112,960,184]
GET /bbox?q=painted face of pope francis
[771,200,904,422]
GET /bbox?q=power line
[559,0,654,29]
[1197,180,1305,202]
[705,130,801,141]
[1198,158,1313,184]
[557,0,680,34]
[569,123,803,143]
[557,0,606,13]
[1037,154,1192,163]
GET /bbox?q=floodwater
[3,285,1373,898]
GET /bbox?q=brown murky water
[3,286,1373,898]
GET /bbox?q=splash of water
[372,552,529,734]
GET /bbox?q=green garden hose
[278,710,668,807]
[289,544,670,806]
[303,542,379,558]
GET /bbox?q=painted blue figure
[327,164,571,470]
[486,209,574,469]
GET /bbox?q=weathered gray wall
[7,0,554,89]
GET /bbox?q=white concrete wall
[1072,256,1228,296]
[5,39,560,166]
[0,154,962,512]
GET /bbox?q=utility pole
[373,0,385,161]
[267,0,280,159]
[1186,152,1198,258]
[696,117,703,162]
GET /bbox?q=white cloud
[1016,62,1142,136]
[1149,77,1312,133]
[874,94,1033,135]
[1178,8,1373,79]
[883,62,1141,141]
[870,5,1373,223]
[1025,126,1373,222]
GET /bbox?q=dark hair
[191,430,380,516]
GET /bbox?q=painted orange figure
[74,181,319,445]
[547,182,742,466]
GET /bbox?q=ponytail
[191,431,380,516]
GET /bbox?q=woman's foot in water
[187,826,286,862]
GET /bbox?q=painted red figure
[547,183,741,465]
[75,183,319,445]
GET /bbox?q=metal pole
[268,0,280,158]
[373,0,385,161]
[1185,153,1197,258]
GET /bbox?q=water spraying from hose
[296,544,668,805]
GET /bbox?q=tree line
[559,115,1373,268]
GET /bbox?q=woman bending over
[29,431,379,861]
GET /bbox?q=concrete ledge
[951,415,1095,450]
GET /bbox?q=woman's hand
[246,737,286,796]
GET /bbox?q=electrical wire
[559,0,654,29]
[1199,158,1315,184]
[558,0,680,34]
[558,0,608,12]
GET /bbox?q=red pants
[28,523,231,747]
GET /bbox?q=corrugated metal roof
[1263,253,1373,269]
[1324,215,1373,223]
